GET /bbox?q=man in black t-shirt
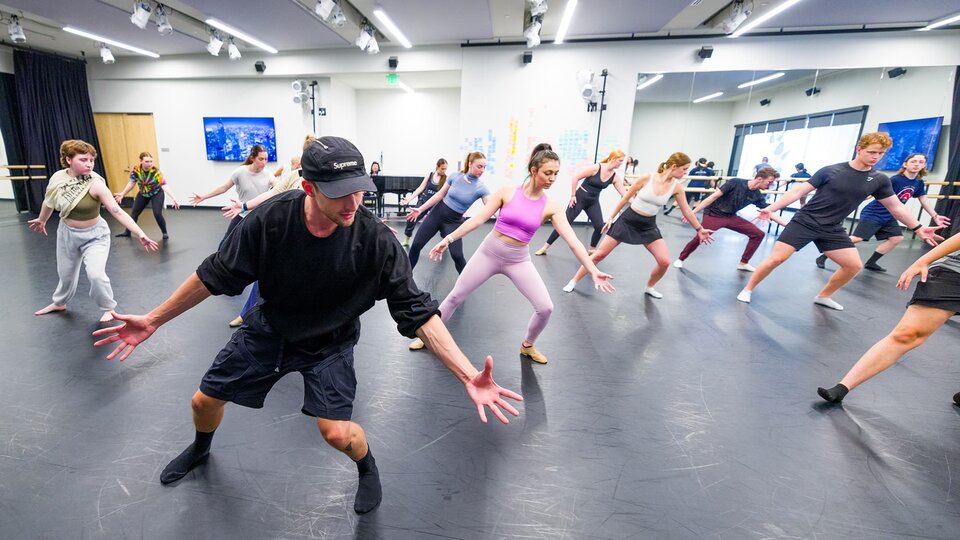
[736,132,943,311]
[92,137,522,514]
[675,167,787,271]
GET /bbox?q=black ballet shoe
[160,444,210,484]
[815,255,827,269]
[864,262,886,272]
[817,384,848,404]
[953,392,960,406]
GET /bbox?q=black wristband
[910,223,922,232]
[241,202,248,212]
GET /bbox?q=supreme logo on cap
[332,160,359,170]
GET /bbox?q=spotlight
[760,98,771,106]
[697,46,713,60]
[227,38,241,60]
[887,67,907,79]
[805,86,820,96]
[315,0,336,19]
[292,80,306,93]
[7,15,26,43]
[355,25,373,51]
[206,31,223,56]
[293,91,309,105]
[365,34,379,55]
[524,16,543,48]
[529,0,549,17]
[330,8,346,27]
[100,44,115,64]
[710,0,751,34]
[156,5,173,36]
[130,1,152,30]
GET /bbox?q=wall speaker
[887,67,907,79]
[760,98,771,106]
[805,87,820,96]
[522,51,533,64]
[697,46,713,60]
[388,56,398,69]
[255,61,266,73]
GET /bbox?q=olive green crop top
[69,191,102,220]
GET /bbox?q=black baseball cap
[300,136,376,198]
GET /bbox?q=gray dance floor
[2,200,959,539]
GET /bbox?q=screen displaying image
[737,123,862,179]
[876,116,943,171]
[203,117,277,162]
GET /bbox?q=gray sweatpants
[52,217,117,311]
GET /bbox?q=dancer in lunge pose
[562,152,713,298]
[534,149,627,256]
[91,137,521,515]
[401,158,448,248]
[408,148,614,364]
[738,133,943,311]
[114,151,180,240]
[29,140,159,323]
[816,153,949,272]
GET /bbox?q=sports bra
[580,165,614,195]
[493,186,548,244]
[630,174,677,216]
[69,191,102,220]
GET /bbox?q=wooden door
[93,113,159,195]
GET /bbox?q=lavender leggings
[439,234,554,344]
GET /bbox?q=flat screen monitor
[203,117,277,162]
[876,116,943,171]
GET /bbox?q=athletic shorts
[777,212,854,253]
[852,218,902,241]
[908,266,960,315]
[199,307,358,420]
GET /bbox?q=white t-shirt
[230,165,272,203]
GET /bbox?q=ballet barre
[0,164,46,180]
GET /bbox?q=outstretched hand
[753,209,773,223]
[917,225,945,247]
[897,262,929,290]
[697,228,715,245]
[138,235,159,252]
[222,199,242,219]
[91,312,158,361]
[429,240,449,262]
[188,193,204,206]
[592,271,615,293]
[27,218,47,236]
[406,208,421,222]
[464,356,523,424]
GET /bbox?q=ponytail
[657,151,691,174]
[600,149,625,164]
[462,151,485,173]
[243,144,266,165]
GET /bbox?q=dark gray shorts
[199,308,357,420]
[908,267,960,315]
[777,213,854,253]
[852,218,902,241]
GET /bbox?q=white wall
[629,101,735,174]
[355,88,461,177]
[88,78,314,208]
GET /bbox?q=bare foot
[99,311,115,323]
[35,303,66,316]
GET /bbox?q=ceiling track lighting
[130,1,152,30]
[100,44,115,64]
[206,30,223,56]
[155,4,173,36]
[373,6,412,49]
[730,0,805,38]
[227,37,241,60]
[205,18,278,54]
[524,15,543,48]
[7,14,26,43]
[355,23,379,54]
[528,0,548,17]
[63,26,160,58]
[316,0,346,28]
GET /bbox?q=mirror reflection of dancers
[562,152,714,298]
[740,133,943,310]
[401,158,448,248]
[533,149,628,256]
[675,167,787,272]
[405,152,491,273]
[817,232,960,404]
[28,140,159,323]
[113,151,180,240]
[409,148,614,364]
[816,153,950,272]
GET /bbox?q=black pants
[546,189,604,248]
[129,192,167,234]
[408,201,466,273]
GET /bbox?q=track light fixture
[529,0,548,17]
[130,1,152,30]
[206,30,223,56]
[355,23,379,54]
[156,4,173,36]
[316,0,346,28]
[227,37,241,60]
[7,15,26,43]
[524,15,543,48]
[100,44,115,64]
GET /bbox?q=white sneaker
[673,260,684,269]
[644,287,663,299]
[737,262,756,272]
[562,280,576,293]
[737,289,752,303]
[814,296,844,311]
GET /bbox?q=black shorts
[908,266,960,315]
[607,208,662,245]
[852,218,902,241]
[777,212,854,253]
[199,308,358,420]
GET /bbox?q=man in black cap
[92,136,522,514]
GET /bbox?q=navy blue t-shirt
[858,174,926,224]
[688,166,713,188]
[797,162,895,226]
[705,178,769,217]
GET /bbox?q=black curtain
[934,66,960,238]
[0,72,28,211]
[13,49,103,213]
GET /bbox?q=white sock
[737,289,752,303]
[814,296,844,311]
[737,262,756,272]
[644,287,663,299]
[562,280,576,293]
[673,260,684,269]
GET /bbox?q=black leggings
[545,189,604,247]
[130,192,167,234]
[403,192,432,237]
[408,201,467,273]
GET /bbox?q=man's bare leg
[317,418,381,513]
[160,390,226,484]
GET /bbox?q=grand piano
[367,175,423,217]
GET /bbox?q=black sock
[160,430,214,485]
[953,392,960,406]
[353,448,382,514]
[817,383,849,403]
[866,251,884,266]
[816,254,827,268]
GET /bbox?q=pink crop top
[494,186,548,244]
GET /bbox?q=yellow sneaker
[534,246,548,256]
[228,316,243,327]
[409,338,425,350]
[520,345,547,364]
[587,248,596,256]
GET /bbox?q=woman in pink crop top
[407,145,614,365]
[563,151,713,299]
